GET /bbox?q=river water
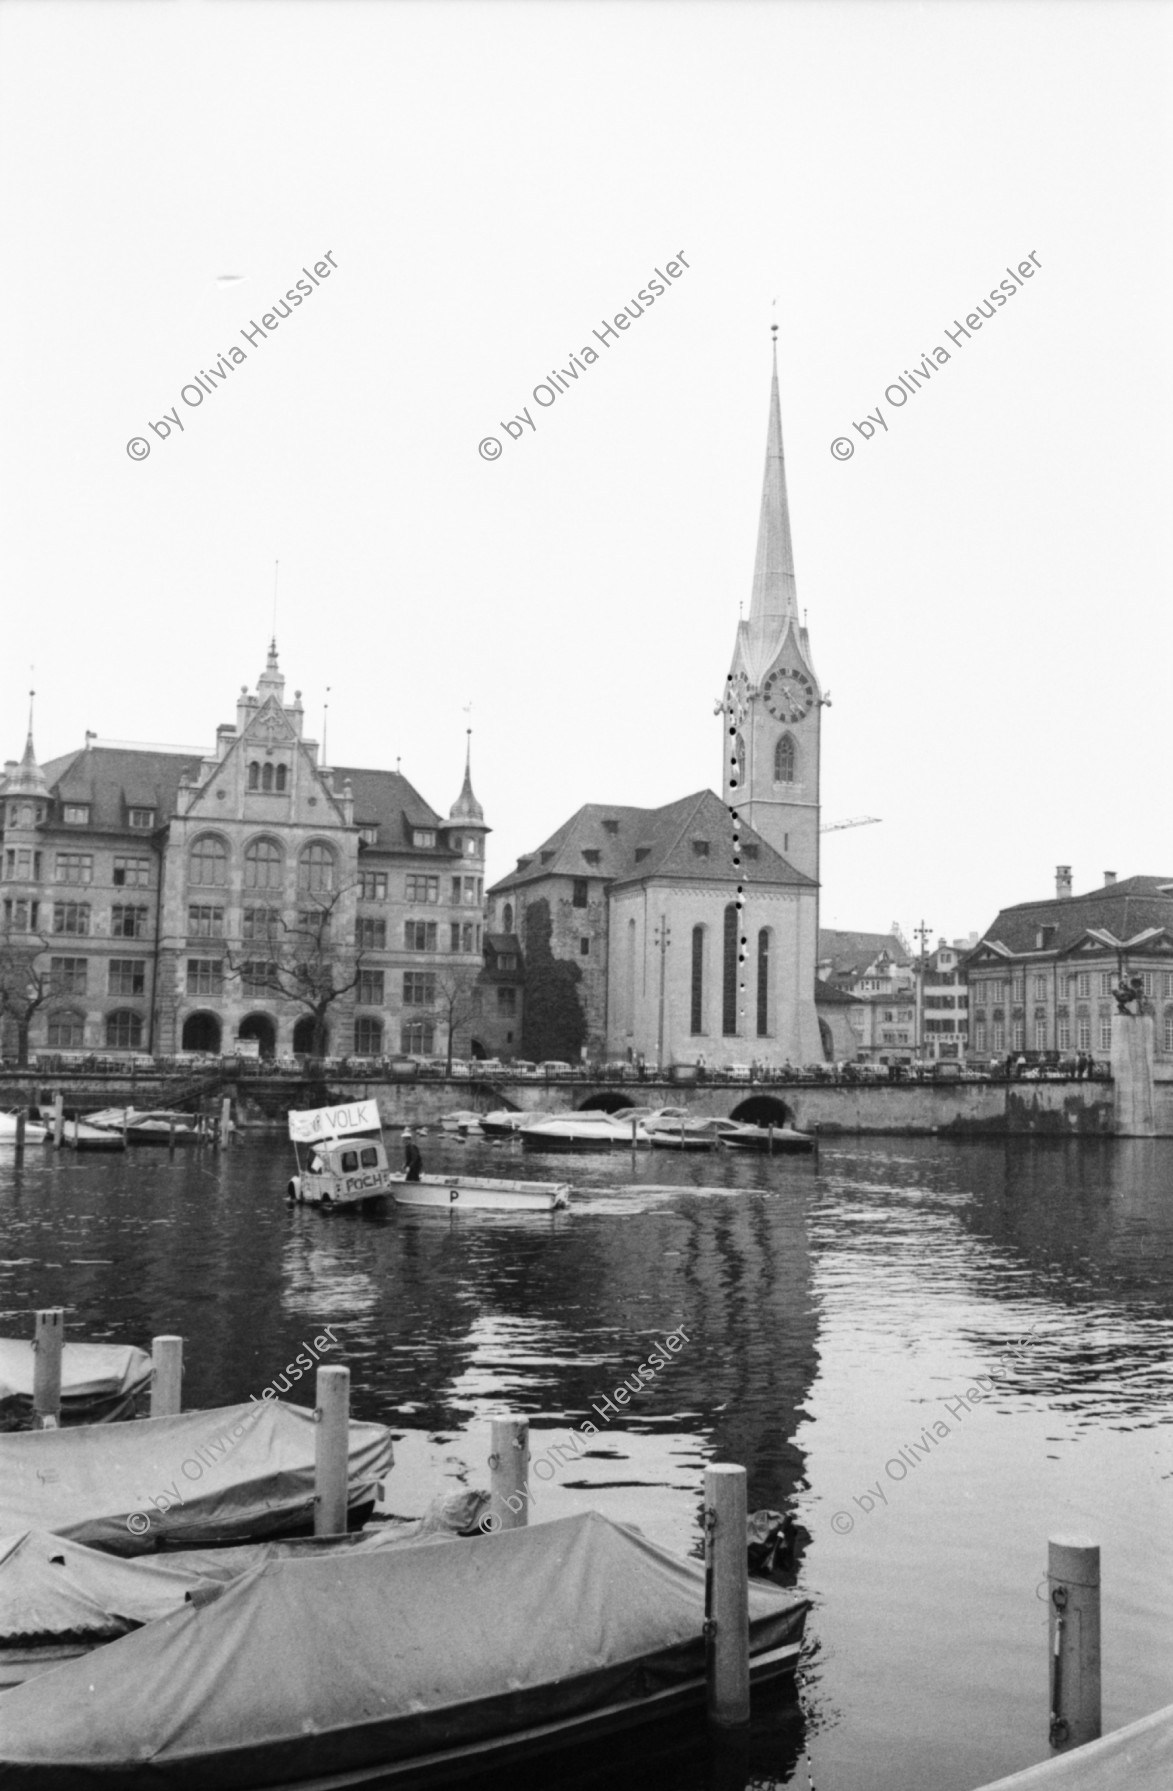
[3,1131,1173,1790]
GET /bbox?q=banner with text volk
[288,1100,381,1144]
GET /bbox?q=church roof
[490,790,813,895]
[818,928,914,976]
[40,746,202,830]
[814,977,868,1007]
[972,876,1173,959]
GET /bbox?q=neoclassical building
[488,342,826,1067]
[0,648,488,1060]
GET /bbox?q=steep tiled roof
[973,876,1173,959]
[333,766,445,852]
[818,928,913,975]
[489,790,813,895]
[814,978,867,1007]
[40,747,202,830]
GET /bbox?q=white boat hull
[390,1173,570,1211]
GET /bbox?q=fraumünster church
[487,345,827,1068]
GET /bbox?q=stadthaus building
[0,647,487,1061]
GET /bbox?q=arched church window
[691,925,705,1035]
[247,762,259,791]
[722,905,739,1037]
[757,928,772,1036]
[189,835,228,888]
[262,763,274,792]
[502,902,514,933]
[774,734,796,784]
[275,764,288,792]
[244,837,283,890]
[299,841,335,893]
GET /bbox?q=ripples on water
[3,1132,1173,1790]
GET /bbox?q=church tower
[723,332,822,885]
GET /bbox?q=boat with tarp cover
[389,1171,570,1211]
[0,1509,809,1788]
[0,1399,392,1553]
[0,1338,151,1430]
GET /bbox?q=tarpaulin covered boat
[969,1700,1173,1789]
[0,1338,151,1430]
[0,1399,392,1554]
[0,1509,809,1788]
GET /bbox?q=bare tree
[0,929,57,1067]
[225,887,364,1059]
[430,964,483,1072]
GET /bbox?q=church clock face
[763,666,815,723]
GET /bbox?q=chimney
[1056,865,1073,899]
[1103,871,1117,886]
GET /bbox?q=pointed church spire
[257,637,286,706]
[7,690,47,797]
[449,729,484,822]
[748,327,798,623]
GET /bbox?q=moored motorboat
[390,1172,570,1211]
[0,1111,49,1144]
[58,1120,126,1152]
[521,1109,652,1150]
[86,1108,201,1145]
[720,1121,816,1153]
[0,1510,809,1787]
[480,1108,536,1138]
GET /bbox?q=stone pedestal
[1111,1011,1156,1136]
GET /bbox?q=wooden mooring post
[32,1307,64,1429]
[220,1095,233,1146]
[14,1111,25,1159]
[489,1416,530,1530]
[150,1335,183,1417]
[704,1463,750,1727]
[52,1093,64,1148]
[1048,1536,1101,1751]
[314,1365,350,1536]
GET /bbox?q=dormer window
[743,844,760,860]
[1037,925,1057,949]
[603,819,620,835]
[582,849,601,866]
[691,840,710,857]
[63,804,90,825]
[128,808,155,829]
[541,850,555,865]
[635,847,650,863]
[358,826,378,845]
[412,829,436,848]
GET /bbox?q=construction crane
[820,815,881,834]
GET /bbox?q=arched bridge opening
[730,1094,795,1126]
[577,1092,640,1115]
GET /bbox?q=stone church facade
[488,342,826,1068]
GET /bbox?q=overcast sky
[2,0,1169,945]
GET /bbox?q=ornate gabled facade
[967,871,1173,1062]
[0,648,489,1063]
[487,345,826,1068]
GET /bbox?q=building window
[113,856,151,888]
[502,902,514,932]
[405,920,438,951]
[355,917,387,949]
[359,872,387,901]
[354,1016,383,1054]
[991,1022,1005,1052]
[1101,1019,1114,1051]
[412,830,436,849]
[757,928,771,1036]
[187,959,223,996]
[691,840,710,858]
[244,837,283,890]
[1077,1018,1091,1050]
[54,852,93,884]
[572,879,589,909]
[355,969,385,1006]
[1034,1018,1047,1050]
[1057,1019,1071,1050]
[240,961,277,997]
[3,898,38,930]
[722,904,738,1036]
[108,959,146,997]
[50,957,87,993]
[276,764,288,793]
[450,877,461,906]
[128,808,155,829]
[242,906,280,941]
[403,971,435,1006]
[47,1010,85,1048]
[188,905,224,938]
[1033,974,1047,1001]
[1076,972,1090,999]
[406,875,439,903]
[52,902,90,935]
[1103,973,1117,998]
[298,842,335,893]
[62,804,90,825]
[401,1019,435,1053]
[974,1022,987,1052]
[189,836,228,888]
[456,922,472,952]
[464,877,480,906]
[111,904,149,939]
[105,1010,144,1049]
[1012,1019,1025,1051]
[247,762,259,790]
[449,923,461,952]
[580,937,591,956]
[297,909,329,940]
[497,987,517,1014]
[774,734,796,783]
[1142,971,1157,998]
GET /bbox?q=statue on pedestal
[1112,975,1150,1016]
